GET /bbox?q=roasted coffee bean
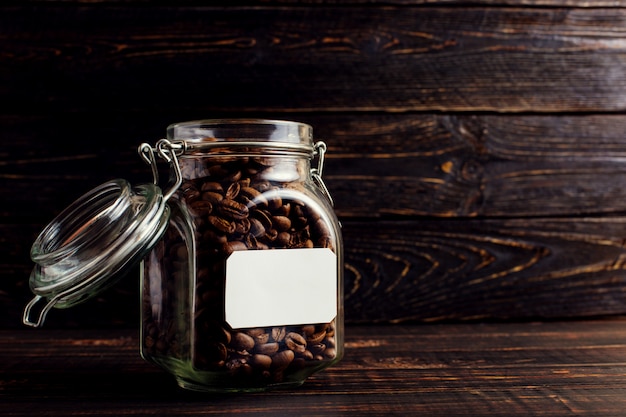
[246,328,269,344]
[289,228,311,248]
[240,186,266,206]
[255,342,279,355]
[307,330,327,344]
[309,343,326,356]
[202,229,227,245]
[190,200,213,216]
[285,332,307,354]
[250,354,272,370]
[272,215,291,232]
[301,325,315,335]
[324,347,337,359]
[251,180,271,192]
[271,349,294,371]
[271,327,287,343]
[207,164,229,178]
[208,215,236,234]
[182,187,201,203]
[263,228,278,243]
[224,169,242,184]
[267,191,282,211]
[225,240,247,255]
[225,182,240,200]
[251,209,272,231]
[202,191,223,204]
[234,218,250,235]
[275,203,290,217]
[276,232,291,247]
[238,178,251,188]
[201,182,223,193]
[210,342,229,364]
[299,350,314,360]
[226,357,251,374]
[218,199,249,220]
[248,217,266,237]
[231,332,255,352]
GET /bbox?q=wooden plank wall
[3,0,626,328]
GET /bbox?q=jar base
[145,348,341,394]
[175,376,305,393]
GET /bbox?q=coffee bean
[285,332,307,354]
[255,342,279,355]
[324,347,337,360]
[208,215,235,234]
[272,215,291,232]
[250,354,272,370]
[309,343,326,356]
[231,332,255,352]
[240,186,266,206]
[271,349,295,371]
[225,182,240,200]
[190,200,213,216]
[246,328,269,345]
[218,199,249,220]
[202,191,223,204]
[248,217,266,237]
[201,181,223,193]
[271,327,286,343]
[307,330,327,344]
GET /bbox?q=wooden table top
[3,319,626,416]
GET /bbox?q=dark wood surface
[3,319,626,416]
[4,5,626,114]
[4,0,626,329]
[4,3,626,413]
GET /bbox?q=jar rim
[168,118,312,131]
[166,119,314,147]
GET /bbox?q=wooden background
[3,0,626,329]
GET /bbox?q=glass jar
[23,119,343,393]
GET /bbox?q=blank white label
[225,248,337,329]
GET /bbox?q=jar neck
[177,154,311,185]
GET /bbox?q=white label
[225,248,337,329]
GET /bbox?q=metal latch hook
[311,141,334,207]
[138,139,183,202]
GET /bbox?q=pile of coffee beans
[142,152,339,386]
[193,320,338,384]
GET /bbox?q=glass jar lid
[23,179,171,327]
[22,139,184,328]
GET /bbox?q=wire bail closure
[139,139,183,202]
[142,138,333,206]
[311,141,334,207]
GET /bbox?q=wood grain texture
[3,321,626,416]
[11,0,626,5]
[5,112,626,327]
[9,0,626,5]
[5,113,626,222]
[343,217,626,322]
[3,6,626,113]
[4,215,626,328]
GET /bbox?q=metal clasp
[138,139,183,201]
[23,294,62,328]
[311,141,334,207]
